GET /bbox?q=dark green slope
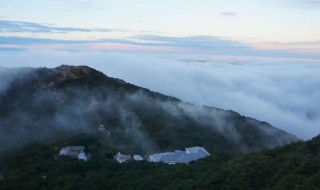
[0,134,319,190]
[206,135,320,190]
[0,65,298,153]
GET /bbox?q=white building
[148,146,210,164]
[97,124,106,133]
[133,154,143,161]
[185,146,210,157]
[59,146,88,161]
[114,152,131,163]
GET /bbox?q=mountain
[0,65,298,153]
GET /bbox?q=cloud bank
[0,19,113,33]
[1,18,320,59]
[220,12,237,17]
[0,50,319,140]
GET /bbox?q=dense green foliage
[0,134,319,190]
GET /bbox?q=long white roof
[149,146,210,164]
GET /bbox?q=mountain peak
[53,65,127,86]
[55,64,92,72]
[54,65,103,80]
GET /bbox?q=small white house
[133,154,143,161]
[114,152,131,163]
[59,146,88,161]
[97,124,106,133]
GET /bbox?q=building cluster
[114,152,144,163]
[58,146,88,161]
[58,145,210,164]
[114,146,210,164]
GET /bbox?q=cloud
[0,18,319,58]
[0,36,177,53]
[0,47,27,51]
[0,35,247,49]
[255,40,320,54]
[220,12,237,17]
[2,34,319,60]
[0,36,88,45]
[131,35,248,50]
[130,35,320,59]
[69,0,96,9]
[286,0,320,9]
[0,19,113,33]
[299,0,320,4]
[263,40,320,46]
[0,50,319,140]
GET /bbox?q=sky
[0,0,320,139]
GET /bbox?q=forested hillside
[0,134,319,190]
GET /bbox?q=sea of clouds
[1,50,319,139]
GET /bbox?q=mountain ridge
[0,65,298,153]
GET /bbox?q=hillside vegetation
[0,134,319,190]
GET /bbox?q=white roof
[64,146,85,151]
[78,152,87,161]
[185,146,210,156]
[149,147,210,164]
[133,155,143,161]
[115,152,131,158]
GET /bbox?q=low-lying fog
[1,50,319,139]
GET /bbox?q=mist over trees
[0,65,298,153]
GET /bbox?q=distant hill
[0,65,298,153]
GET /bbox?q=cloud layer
[0,19,112,33]
[0,50,319,140]
[1,18,320,60]
[1,34,320,60]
